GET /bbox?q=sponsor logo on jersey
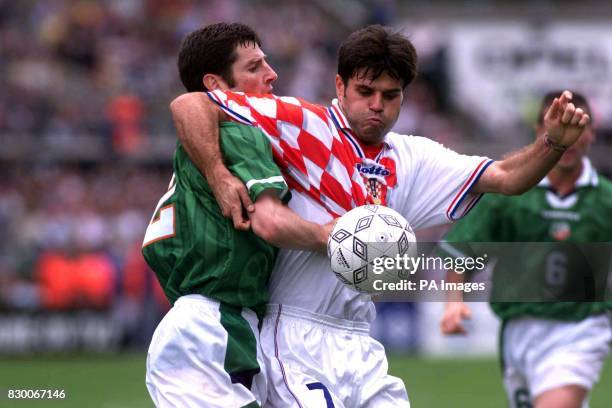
[355,157,397,206]
[356,163,391,177]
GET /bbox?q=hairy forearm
[475,135,563,195]
[251,195,331,253]
[170,92,227,179]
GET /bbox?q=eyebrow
[356,83,401,93]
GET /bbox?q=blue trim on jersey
[206,92,254,126]
[448,159,494,221]
[328,107,362,158]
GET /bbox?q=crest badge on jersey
[550,221,571,241]
[357,158,396,205]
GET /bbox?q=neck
[547,160,584,196]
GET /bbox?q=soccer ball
[328,205,416,293]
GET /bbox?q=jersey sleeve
[219,122,289,203]
[407,137,494,228]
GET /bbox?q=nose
[264,62,278,85]
[369,93,383,112]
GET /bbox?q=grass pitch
[0,353,610,407]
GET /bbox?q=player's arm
[250,192,332,253]
[170,92,254,230]
[473,91,590,195]
[439,196,500,335]
[440,268,472,335]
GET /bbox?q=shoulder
[386,132,442,152]
[597,173,612,194]
[595,173,612,205]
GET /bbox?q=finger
[578,114,589,127]
[237,186,255,213]
[451,315,467,334]
[235,218,251,230]
[441,320,459,335]
[561,103,576,124]
[545,98,560,121]
[559,90,572,107]
[440,316,453,334]
[447,320,466,335]
[461,307,472,320]
[570,108,584,126]
[231,205,250,230]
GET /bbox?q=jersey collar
[328,98,392,159]
[537,157,599,189]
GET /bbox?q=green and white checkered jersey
[142,122,289,315]
[442,158,612,321]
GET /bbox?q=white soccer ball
[328,205,417,294]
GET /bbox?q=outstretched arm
[250,192,333,253]
[473,91,590,195]
[170,92,254,230]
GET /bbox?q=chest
[499,190,605,242]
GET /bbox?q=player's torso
[495,187,610,243]
[267,189,376,323]
[142,139,276,313]
[490,180,612,321]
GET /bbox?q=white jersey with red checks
[268,134,492,323]
[207,90,370,216]
[208,90,492,322]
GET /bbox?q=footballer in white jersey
[172,25,590,408]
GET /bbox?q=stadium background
[1,0,610,406]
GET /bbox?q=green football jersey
[443,159,612,321]
[142,122,289,316]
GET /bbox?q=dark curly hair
[178,22,261,92]
[337,25,418,89]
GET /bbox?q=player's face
[336,71,403,145]
[229,43,278,93]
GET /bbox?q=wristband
[543,134,568,153]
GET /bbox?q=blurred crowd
[0,0,457,152]
[0,0,456,322]
[3,1,610,338]
[0,163,168,338]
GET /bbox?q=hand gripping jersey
[142,122,289,315]
[442,158,612,321]
[208,90,492,323]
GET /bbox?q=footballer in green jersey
[142,122,289,315]
[440,92,611,408]
[144,24,331,408]
[441,174,612,321]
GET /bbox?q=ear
[335,74,345,102]
[203,73,230,91]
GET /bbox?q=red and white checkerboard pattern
[208,90,372,216]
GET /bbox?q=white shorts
[260,304,409,408]
[146,295,267,407]
[502,313,611,408]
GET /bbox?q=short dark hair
[178,22,261,92]
[537,90,592,126]
[337,25,418,89]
